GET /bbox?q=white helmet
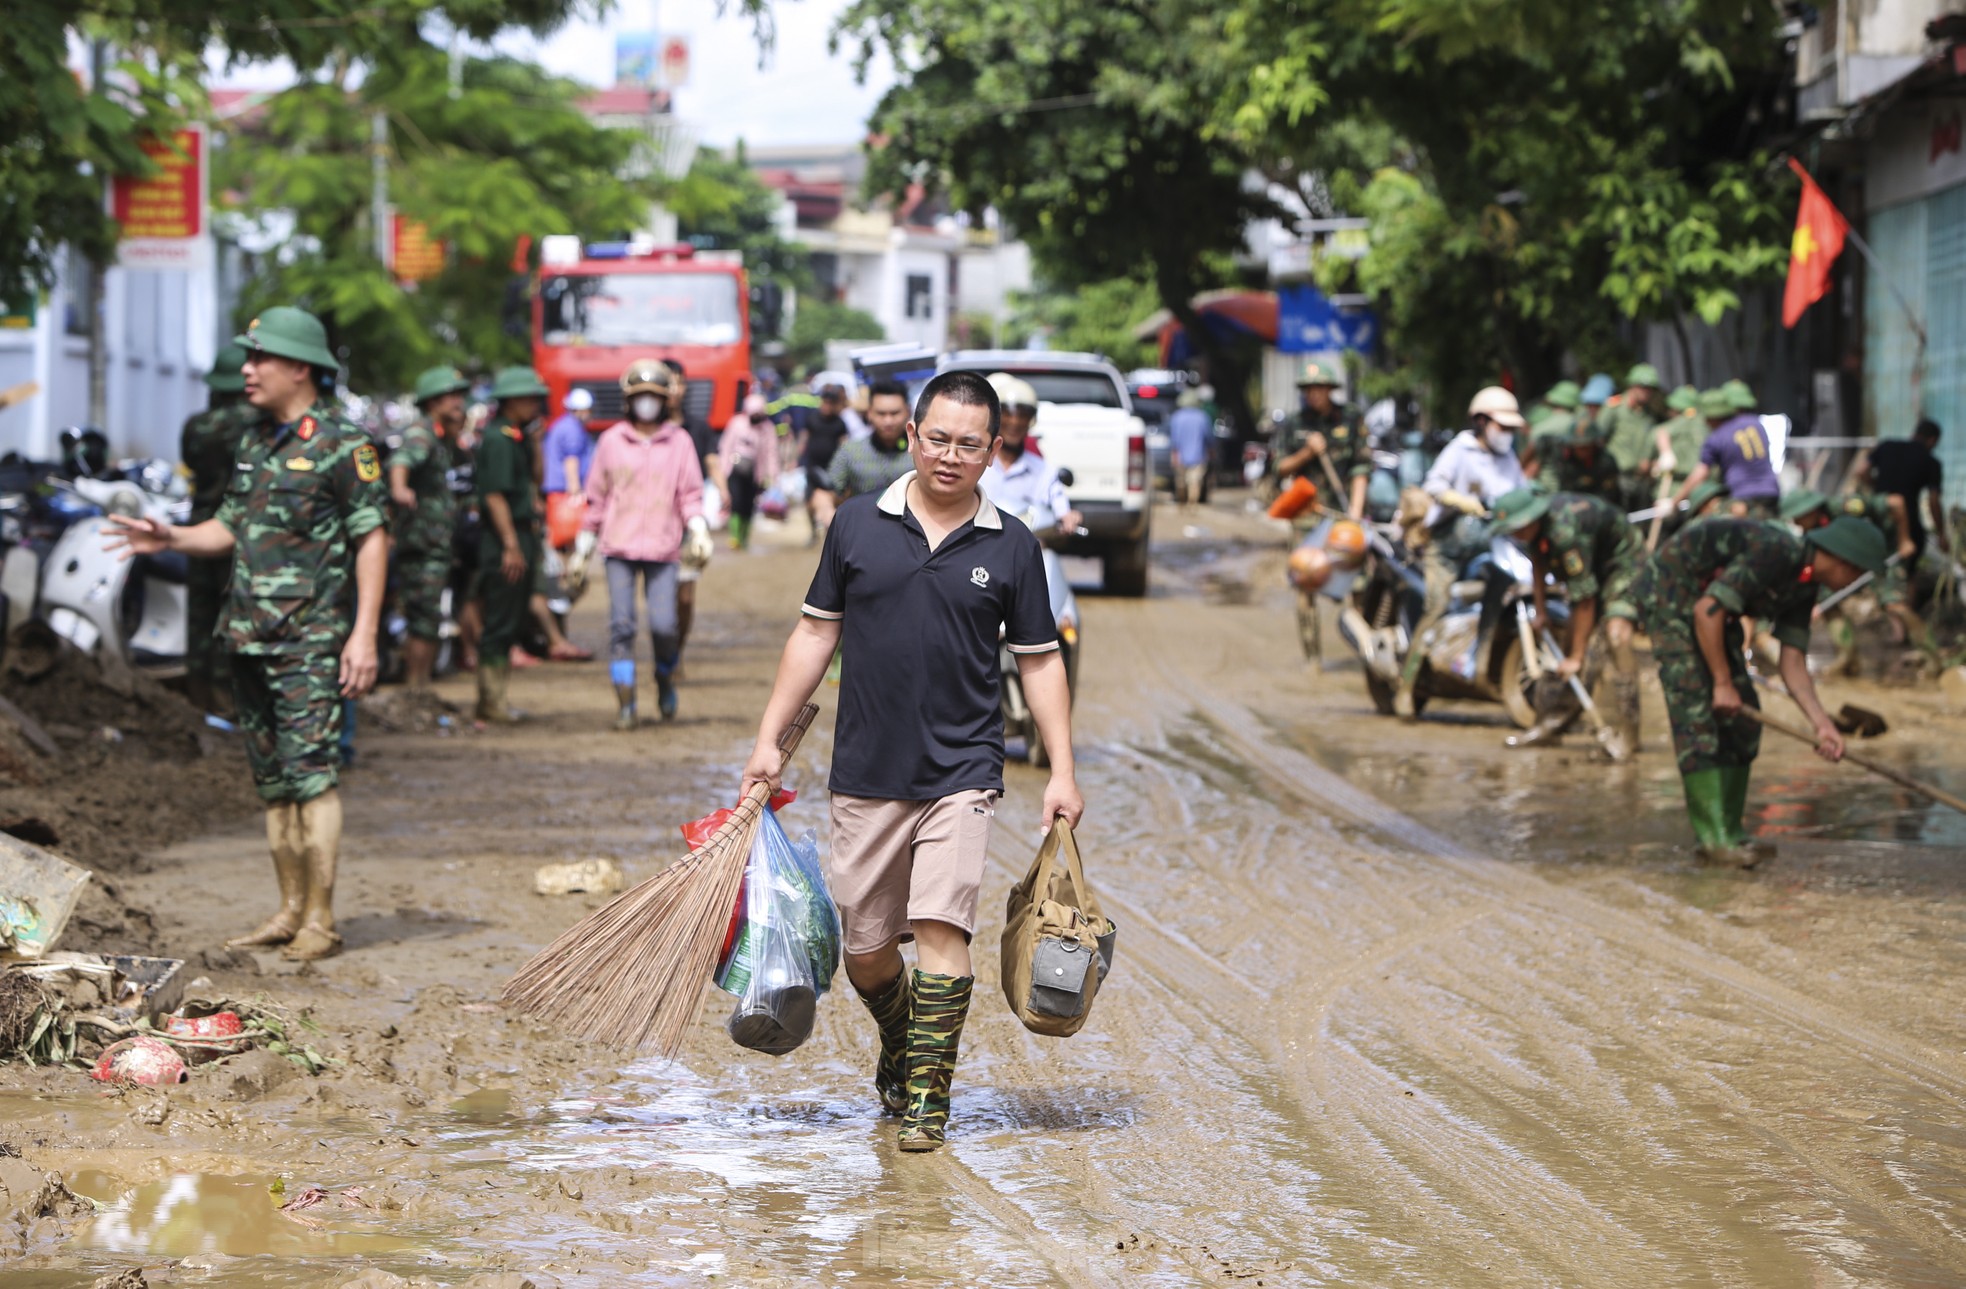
[1467,386,1525,428]
[987,372,1038,413]
[565,388,594,413]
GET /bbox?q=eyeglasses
[916,435,993,464]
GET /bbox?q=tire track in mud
[1099,563,1966,1280]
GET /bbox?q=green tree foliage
[1005,275,1161,369]
[217,50,653,389]
[1,0,588,304]
[785,298,883,374]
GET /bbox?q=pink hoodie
[720,394,780,484]
[582,421,705,562]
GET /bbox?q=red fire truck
[531,236,751,430]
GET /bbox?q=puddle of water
[68,1170,415,1259]
[450,1086,519,1124]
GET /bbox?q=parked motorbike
[1314,516,1566,727]
[39,460,192,670]
[999,488,1084,769]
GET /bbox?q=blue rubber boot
[610,660,637,731]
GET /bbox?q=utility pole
[87,38,109,432]
[370,110,390,266]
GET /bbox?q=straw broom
[501,703,820,1059]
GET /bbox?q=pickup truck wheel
[1103,540,1150,597]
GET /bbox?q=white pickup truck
[937,350,1154,596]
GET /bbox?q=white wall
[881,243,949,353]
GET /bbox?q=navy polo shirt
[803,471,1059,801]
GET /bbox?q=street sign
[110,125,211,270]
[1277,284,1377,355]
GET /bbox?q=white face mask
[631,394,664,423]
[1485,427,1515,455]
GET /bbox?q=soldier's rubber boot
[898,970,973,1152]
[1683,769,1757,869]
[1609,677,1642,757]
[1719,764,1775,864]
[655,655,679,721]
[610,660,637,731]
[284,790,344,961]
[856,970,914,1115]
[228,803,306,947]
[1392,647,1424,723]
[476,658,519,724]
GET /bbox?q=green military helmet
[1666,384,1698,414]
[234,306,338,371]
[1697,388,1735,422]
[489,365,549,400]
[1580,373,1615,405]
[1722,378,1757,412]
[203,342,248,392]
[414,364,471,405]
[1487,486,1551,536]
[1625,362,1661,388]
[1544,380,1581,411]
[1806,514,1887,574]
[1778,488,1829,522]
[1687,479,1728,512]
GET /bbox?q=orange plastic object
[1325,519,1368,570]
[1288,544,1333,591]
[546,492,587,551]
[1267,476,1318,520]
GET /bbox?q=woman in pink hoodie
[720,392,779,550]
[582,362,707,728]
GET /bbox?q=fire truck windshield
[539,273,742,347]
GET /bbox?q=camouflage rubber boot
[898,970,973,1152]
[856,970,914,1115]
[228,803,305,947]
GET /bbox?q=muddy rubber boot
[655,656,679,721]
[1392,648,1424,723]
[1718,764,1774,864]
[898,970,973,1152]
[228,803,306,947]
[611,684,638,732]
[1610,677,1642,756]
[283,790,344,961]
[857,970,914,1115]
[476,658,519,724]
[1683,769,1757,869]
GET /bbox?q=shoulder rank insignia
[297,415,317,442]
[354,444,381,482]
[286,457,316,472]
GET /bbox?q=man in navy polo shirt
[742,370,1085,1152]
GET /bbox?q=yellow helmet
[620,359,675,398]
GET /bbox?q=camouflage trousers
[1649,619,1761,775]
[185,554,232,692]
[231,649,343,804]
[396,544,451,643]
[476,529,541,656]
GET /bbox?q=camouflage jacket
[1641,518,1818,651]
[1274,406,1369,484]
[180,402,261,524]
[387,418,457,554]
[474,417,539,526]
[1529,493,1639,604]
[1599,398,1661,474]
[215,407,389,655]
[1531,413,1619,500]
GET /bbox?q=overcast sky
[215,0,893,149]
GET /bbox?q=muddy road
[6,500,1966,1287]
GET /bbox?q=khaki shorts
[828,789,999,954]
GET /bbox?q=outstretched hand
[103,514,171,560]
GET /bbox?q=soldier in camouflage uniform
[1630,516,1880,868]
[389,365,468,687]
[1779,488,1923,674]
[1528,380,1621,501]
[1489,488,1643,752]
[473,366,551,723]
[178,342,258,717]
[1600,363,1664,512]
[108,307,387,960]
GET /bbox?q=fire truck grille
[572,378,714,426]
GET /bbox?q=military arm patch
[354,443,382,482]
[1842,497,1865,516]
[1563,549,1586,577]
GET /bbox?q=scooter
[38,460,192,670]
[999,501,1084,769]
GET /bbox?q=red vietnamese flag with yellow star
[1782,158,1849,327]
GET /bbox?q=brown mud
[3,499,1964,1286]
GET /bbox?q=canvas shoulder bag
[1001,821,1116,1037]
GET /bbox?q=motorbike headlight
[104,488,144,520]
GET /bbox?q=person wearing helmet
[1527,379,1619,503]
[544,386,598,500]
[1488,487,1644,752]
[1669,387,1779,522]
[1273,362,1369,518]
[1632,515,1881,868]
[1779,487,1924,671]
[583,358,709,728]
[177,341,260,717]
[386,365,469,688]
[979,372,1081,537]
[658,359,726,670]
[1596,363,1663,508]
[107,306,388,962]
[473,365,552,722]
[1394,386,1531,719]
